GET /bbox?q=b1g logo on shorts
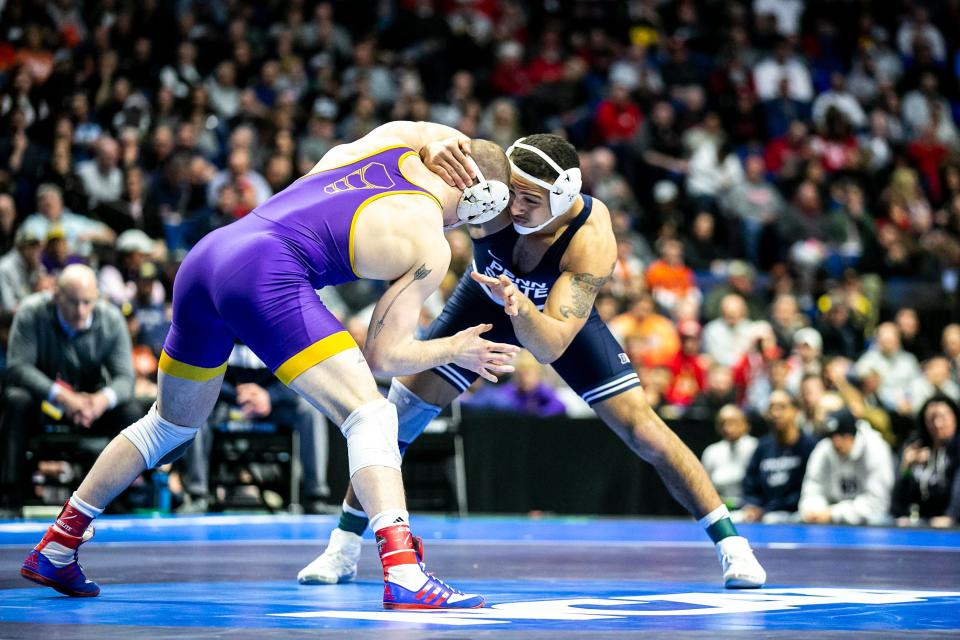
[618,353,629,365]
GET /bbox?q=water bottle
[153,470,171,514]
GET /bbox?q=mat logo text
[272,588,960,627]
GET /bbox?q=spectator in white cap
[786,327,823,395]
[98,229,164,308]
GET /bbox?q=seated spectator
[664,320,707,407]
[910,357,960,407]
[812,73,867,131]
[205,148,271,213]
[701,404,759,509]
[736,389,817,523]
[76,136,123,209]
[823,356,895,445]
[685,139,743,211]
[689,363,737,420]
[785,327,824,395]
[816,296,865,360]
[19,184,115,258]
[610,293,680,368]
[942,324,960,385]
[128,262,171,358]
[702,293,755,367]
[683,211,728,272]
[895,308,934,362]
[732,321,782,409]
[769,294,806,355]
[40,226,84,276]
[0,265,139,513]
[180,342,331,514]
[797,373,826,436]
[799,409,895,525]
[855,322,923,415]
[0,194,17,256]
[721,155,786,267]
[702,260,765,321]
[0,227,45,313]
[490,352,567,417]
[98,229,165,309]
[753,38,813,102]
[892,395,960,528]
[95,167,164,239]
[644,239,701,317]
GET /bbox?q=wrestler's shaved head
[470,138,510,185]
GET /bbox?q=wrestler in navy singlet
[428,194,641,405]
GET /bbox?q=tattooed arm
[471,206,617,364]
[362,238,519,380]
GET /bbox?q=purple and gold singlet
[160,146,440,385]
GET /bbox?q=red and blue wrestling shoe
[383,572,485,610]
[378,527,484,610]
[20,525,99,597]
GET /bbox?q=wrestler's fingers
[470,272,501,287]
[477,367,498,383]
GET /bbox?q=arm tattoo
[371,263,432,339]
[559,271,610,319]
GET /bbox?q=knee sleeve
[339,398,401,477]
[388,379,442,456]
[121,404,198,469]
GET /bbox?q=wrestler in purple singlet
[159,146,440,385]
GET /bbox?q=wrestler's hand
[421,137,474,189]
[450,323,521,383]
[470,272,523,317]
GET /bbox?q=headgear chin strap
[455,156,510,226]
[506,137,582,235]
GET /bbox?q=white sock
[342,500,367,519]
[69,493,104,518]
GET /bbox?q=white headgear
[506,137,582,235]
[455,156,510,226]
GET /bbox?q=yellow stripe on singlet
[347,190,444,277]
[158,351,228,382]
[346,149,444,276]
[274,331,358,385]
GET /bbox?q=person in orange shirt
[610,292,681,367]
[645,238,701,316]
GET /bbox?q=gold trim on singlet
[158,350,228,382]
[274,331,358,385]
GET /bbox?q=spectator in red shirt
[593,83,642,145]
[490,41,530,97]
[666,320,708,406]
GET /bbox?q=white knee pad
[121,404,199,469]
[388,379,442,456]
[340,398,401,477]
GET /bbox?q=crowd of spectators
[0,0,959,524]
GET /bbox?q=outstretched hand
[451,323,521,383]
[421,137,475,189]
[471,272,522,317]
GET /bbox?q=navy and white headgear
[506,137,582,234]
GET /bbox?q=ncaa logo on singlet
[324,162,395,194]
[484,251,550,302]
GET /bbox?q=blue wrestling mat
[1,515,958,639]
